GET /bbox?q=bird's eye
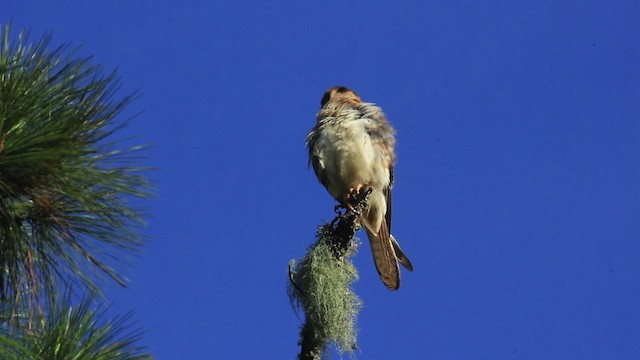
[320,91,332,107]
[336,87,349,93]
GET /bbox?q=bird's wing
[391,235,413,272]
[360,103,414,274]
[306,125,329,189]
[310,153,329,190]
[384,167,394,233]
[383,171,413,272]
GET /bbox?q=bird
[306,86,413,290]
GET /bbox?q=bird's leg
[344,184,363,213]
[334,184,372,217]
[329,184,374,256]
[345,183,372,213]
[350,183,365,197]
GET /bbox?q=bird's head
[320,86,362,108]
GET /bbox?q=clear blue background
[3,1,639,359]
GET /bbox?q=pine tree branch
[0,295,152,360]
[299,322,322,360]
[0,23,153,356]
[289,188,371,359]
[0,24,152,315]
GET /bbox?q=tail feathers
[365,220,400,290]
[390,235,413,272]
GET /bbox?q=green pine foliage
[0,24,151,309]
[0,296,151,360]
[0,24,153,358]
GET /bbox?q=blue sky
[3,1,639,359]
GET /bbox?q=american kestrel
[306,86,413,290]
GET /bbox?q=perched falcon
[306,86,413,290]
